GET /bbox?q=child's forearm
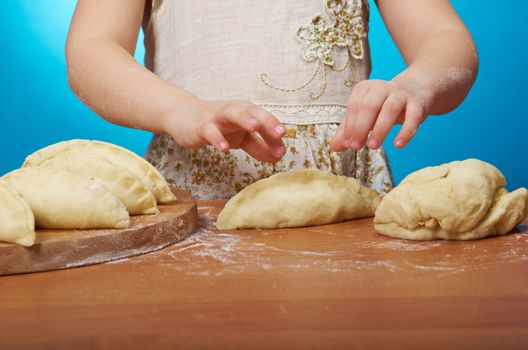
[391,29,479,116]
[66,38,200,134]
[66,37,286,162]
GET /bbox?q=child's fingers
[253,126,286,158]
[241,132,282,163]
[367,94,406,149]
[348,89,389,150]
[249,106,286,141]
[330,122,346,152]
[199,122,230,152]
[219,111,259,133]
[344,82,369,147]
[247,107,286,157]
[394,101,425,148]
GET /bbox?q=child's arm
[331,0,478,152]
[67,0,286,162]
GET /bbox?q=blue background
[1,1,526,190]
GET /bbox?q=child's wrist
[391,72,435,115]
[158,94,204,135]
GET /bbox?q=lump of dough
[22,139,176,203]
[217,169,380,229]
[0,182,35,247]
[38,153,159,215]
[1,168,130,230]
[374,159,528,240]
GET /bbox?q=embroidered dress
[143,0,394,199]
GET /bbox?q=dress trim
[258,103,348,125]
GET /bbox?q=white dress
[143,0,394,199]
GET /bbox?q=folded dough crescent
[38,153,159,215]
[1,168,130,230]
[217,169,381,229]
[374,159,528,240]
[22,139,176,203]
[0,182,35,246]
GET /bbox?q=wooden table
[1,201,527,350]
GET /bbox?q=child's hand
[163,100,287,163]
[330,79,431,151]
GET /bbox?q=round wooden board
[0,188,197,276]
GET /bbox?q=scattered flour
[105,208,528,278]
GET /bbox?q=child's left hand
[330,78,432,152]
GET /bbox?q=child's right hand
[162,100,287,163]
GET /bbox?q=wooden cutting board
[0,188,197,275]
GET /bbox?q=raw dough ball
[39,153,159,215]
[0,182,35,247]
[23,139,176,203]
[217,169,380,229]
[1,168,130,230]
[374,159,528,240]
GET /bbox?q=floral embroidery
[327,0,366,59]
[298,16,337,66]
[260,0,366,100]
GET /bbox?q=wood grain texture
[0,200,526,350]
[0,189,197,275]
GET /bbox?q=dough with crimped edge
[23,139,176,203]
[38,153,159,215]
[374,159,528,240]
[1,168,130,230]
[217,169,381,229]
[0,182,35,247]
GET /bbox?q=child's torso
[143,0,394,200]
[143,0,371,104]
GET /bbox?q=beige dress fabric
[143,0,394,199]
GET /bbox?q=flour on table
[106,208,528,278]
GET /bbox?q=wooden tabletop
[1,201,527,350]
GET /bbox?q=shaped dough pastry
[217,169,381,229]
[23,139,176,203]
[38,153,159,215]
[374,159,528,240]
[1,168,130,230]
[0,182,35,247]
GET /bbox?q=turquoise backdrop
[1,1,526,189]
